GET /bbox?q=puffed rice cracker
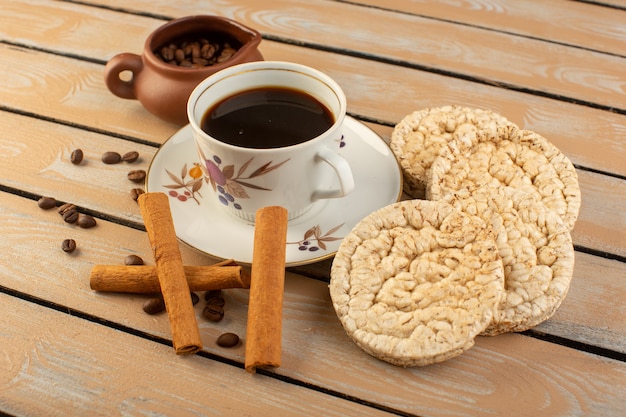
[439,186,575,335]
[329,200,505,366]
[428,128,581,231]
[390,105,517,199]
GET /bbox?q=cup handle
[103,53,143,99]
[311,146,355,201]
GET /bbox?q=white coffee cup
[187,61,354,222]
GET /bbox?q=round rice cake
[439,186,575,335]
[329,200,505,366]
[428,128,581,231]
[390,105,517,199]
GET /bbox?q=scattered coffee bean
[127,169,147,183]
[143,297,166,315]
[62,209,79,224]
[77,213,97,228]
[190,292,200,305]
[216,332,240,348]
[121,151,139,163]
[37,196,57,210]
[62,238,77,253]
[202,304,224,322]
[130,188,145,202]
[206,295,226,308]
[204,289,222,302]
[102,151,122,164]
[58,202,77,215]
[124,254,144,265]
[70,148,84,165]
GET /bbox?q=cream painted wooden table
[1,1,625,416]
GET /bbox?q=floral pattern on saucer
[163,163,204,204]
[163,161,344,255]
[146,117,402,266]
[197,145,290,212]
[288,223,345,252]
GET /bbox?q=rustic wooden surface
[1,1,625,416]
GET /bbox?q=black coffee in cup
[201,86,334,148]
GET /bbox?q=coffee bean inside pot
[37,196,57,210]
[216,332,240,348]
[154,36,240,68]
[62,238,77,253]
[127,169,146,183]
[70,149,84,165]
[102,151,122,164]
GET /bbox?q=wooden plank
[0,187,626,352]
[2,31,626,178]
[36,0,626,110]
[2,52,625,259]
[0,191,624,416]
[0,3,626,175]
[349,0,626,56]
[0,293,394,417]
[0,111,153,225]
[534,252,626,353]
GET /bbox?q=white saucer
[146,116,402,266]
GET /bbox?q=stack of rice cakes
[330,105,580,366]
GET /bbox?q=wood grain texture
[2,33,626,178]
[0,293,395,417]
[350,0,626,56]
[0,2,626,175]
[1,1,625,415]
[0,192,624,416]
[58,0,626,111]
[1,97,623,259]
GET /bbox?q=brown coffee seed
[174,48,185,63]
[77,213,97,228]
[102,151,122,164]
[202,305,224,322]
[191,292,200,305]
[121,151,139,163]
[37,196,57,210]
[160,46,175,61]
[130,187,145,202]
[58,202,77,215]
[62,209,79,224]
[70,149,84,165]
[216,332,240,348]
[124,254,144,265]
[127,169,146,183]
[204,289,222,301]
[206,295,226,308]
[61,238,76,253]
[143,297,166,315]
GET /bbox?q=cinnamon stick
[89,263,250,293]
[245,206,289,373]
[138,192,202,355]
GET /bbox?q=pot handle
[104,53,143,99]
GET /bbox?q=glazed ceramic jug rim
[143,15,262,73]
[187,60,347,154]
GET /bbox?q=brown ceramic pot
[104,15,263,125]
